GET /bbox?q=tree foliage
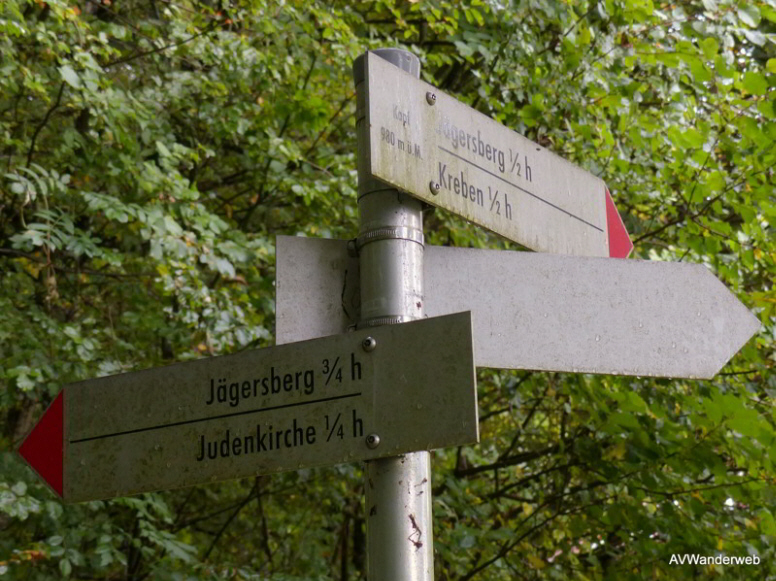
[1,0,773,579]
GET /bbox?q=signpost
[18,313,477,503]
[17,48,762,581]
[363,53,633,258]
[276,236,760,379]
[354,49,434,581]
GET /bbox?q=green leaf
[625,392,648,413]
[656,52,680,67]
[684,127,705,148]
[607,412,640,430]
[156,141,171,157]
[742,29,766,46]
[689,57,713,83]
[59,558,72,577]
[759,508,776,536]
[767,59,776,74]
[701,37,718,59]
[758,99,775,119]
[738,4,762,27]
[729,407,762,438]
[743,72,768,96]
[59,65,81,89]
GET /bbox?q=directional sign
[276,236,759,379]
[363,52,633,258]
[18,313,477,502]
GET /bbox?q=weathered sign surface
[19,313,478,502]
[364,52,633,258]
[276,236,759,379]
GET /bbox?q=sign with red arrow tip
[18,314,477,503]
[19,391,64,497]
[363,53,633,258]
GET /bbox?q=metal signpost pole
[353,49,433,580]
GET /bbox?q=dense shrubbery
[1,1,773,579]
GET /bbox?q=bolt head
[429,181,441,195]
[366,433,381,449]
[425,92,436,106]
[362,336,377,352]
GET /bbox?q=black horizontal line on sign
[437,146,604,233]
[70,392,363,444]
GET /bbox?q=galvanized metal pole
[353,49,433,581]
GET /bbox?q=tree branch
[203,481,259,560]
[26,82,65,167]
[106,22,216,68]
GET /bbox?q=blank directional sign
[18,313,477,503]
[276,236,759,379]
[363,52,633,258]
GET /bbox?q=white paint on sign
[276,236,760,379]
[364,53,630,257]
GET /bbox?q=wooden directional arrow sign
[276,236,759,379]
[363,52,633,258]
[18,313,477,503]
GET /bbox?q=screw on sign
[366,434,381,449]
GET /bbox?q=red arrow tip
[606,188,633,259]
[18,391,64,497]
